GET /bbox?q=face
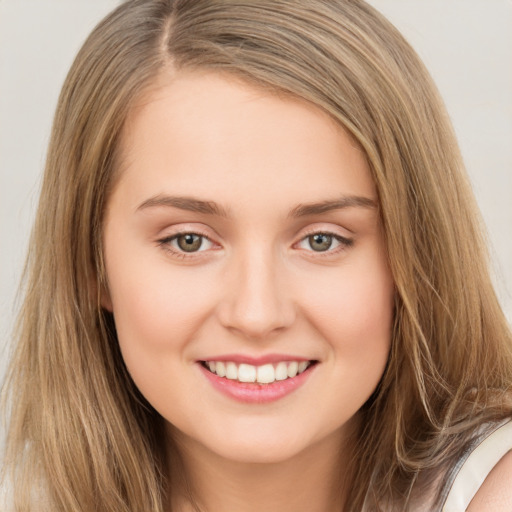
[102,71,394,465]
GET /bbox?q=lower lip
[198,363,316,403]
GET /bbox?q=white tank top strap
[441,418,512,511]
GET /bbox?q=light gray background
[1,1,511,388]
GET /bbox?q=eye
[297,232,353,253]
[161,232,214,253]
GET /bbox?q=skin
[102,70,395,511]
[467,450,512,511]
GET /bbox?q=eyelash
[157,229,215,259]
[157,230,354,259]
[297,230,354,257]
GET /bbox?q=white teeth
[256,364,275,384]
[238,363,256,383]
[216,361,226,377]
[275,362,288,381]
[226,362,238,380]
[287,361,299,378]
[204,360,313,384]
[298,361,308,373]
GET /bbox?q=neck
[167,424,357,512]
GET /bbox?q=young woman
[2,1,512,510]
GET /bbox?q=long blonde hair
[3,1,512,510]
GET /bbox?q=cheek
[302,260,394,350]
[108,260,211,339]
[106,270,214,415]
[105,257,218,387]
[303,260,393,416]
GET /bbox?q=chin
[208,436,309,465]
[172,419,316,465]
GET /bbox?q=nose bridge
[219,242,295,339]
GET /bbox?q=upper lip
[198,354,315,365]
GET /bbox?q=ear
[100,281,113,312]
[90,269,113,312]
[92,254,114,312]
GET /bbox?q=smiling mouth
[200,360,318,385]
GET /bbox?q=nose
[217,246,296,340]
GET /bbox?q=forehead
[112,70,375,215]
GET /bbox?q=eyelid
[156,225,221,258]
[294,226,354,255]
[170,233,214,252]
[156,224,354,259]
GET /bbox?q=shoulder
[466,449,512,511]
[441,419,512,511]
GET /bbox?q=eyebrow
[137,195,230,217]
[136,194,377,218]
[287,196,377,217]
